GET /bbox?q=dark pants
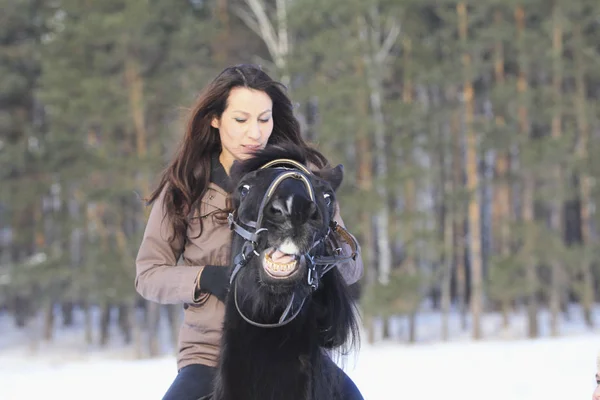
[162,363,215,400]
[322,355,365,400]
[161,357,364,400]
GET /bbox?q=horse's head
[229,144,343,292]
[225,143,359,360]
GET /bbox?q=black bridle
[227,159,359,329]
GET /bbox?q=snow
[1,306,599,399]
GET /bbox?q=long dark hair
[147,64,329,243]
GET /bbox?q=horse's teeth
[264,254,298,276]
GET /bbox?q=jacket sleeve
[135,187,209,305]
[332,201,363,286]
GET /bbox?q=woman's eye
[323,193,332,206]
[240,184,250,198]
[235,118,247,123]
[259,118,270,123]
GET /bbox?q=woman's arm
[135,188,209,305]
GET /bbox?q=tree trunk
[65,185,82,329]
[99,303,111,347]
[357,11,397,285]
[83,300,93,345]
[365,315,376,344]
[402,37,418,344]
[125,57,146,168]
[214,0,230,65]
[27,309,41,354]
[43,299,54,341]
[516,6,539,338]
[275,0,289,85]
[501,301,510,329]
[14,295,30,328]
[125,55,157,357]
[451,104,467,331]
[147,301,161,357]
[523,176,538,339]
[458,2,483,340]
[167,304,182,352]
[130,299,144,359]
[493,10,512,271]
[574,22,595,328]
[369,75,391,286]
[492,9,513,329]
[354,54,375,286]
[441,127,454,341]
[61,301,74,327]
[382,317,392,340]
[118,303,132,344]
[549,4,564,337]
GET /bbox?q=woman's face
[212,87,274,173]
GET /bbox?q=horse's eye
[323,193,332,206]
[240,184,250,199]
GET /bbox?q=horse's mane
[230,143,310,184]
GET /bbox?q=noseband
[227,159,359,329]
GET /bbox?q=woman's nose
[247,122,261,139]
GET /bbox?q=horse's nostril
[271,205,283,215]
[269,199,287,216]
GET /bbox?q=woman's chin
[233,152,252,161]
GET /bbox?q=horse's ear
[317,164,344,192]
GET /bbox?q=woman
[135,64,364,400]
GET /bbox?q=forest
[2,0,600,357]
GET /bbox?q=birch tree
[457,2,484,340]
[357,7,400,285]
[233,0,291,85]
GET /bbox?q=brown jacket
[135,179,363,371]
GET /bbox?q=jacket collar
[210,153,233,194]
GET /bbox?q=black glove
[198,265,230,303]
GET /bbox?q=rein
[227,159,359,329]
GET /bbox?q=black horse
[210,144,360,400]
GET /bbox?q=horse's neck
[217,305,326,400]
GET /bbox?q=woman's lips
[242,145,262,152]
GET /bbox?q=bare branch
[376,21,400,64]
[243,0,280,63]
[276,0,289,57]
[231,5,261,38]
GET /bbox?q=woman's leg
[162,364,216,400]
[322,355,364,400]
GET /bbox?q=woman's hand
[197,265,231,303]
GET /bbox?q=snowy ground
[1,305,599,399]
